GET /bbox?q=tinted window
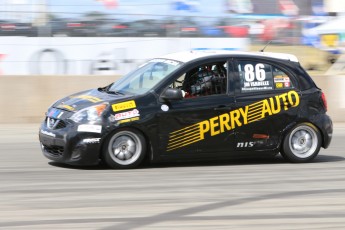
[109,59,182,95]
[238,60,294,93]
[272,66,294,90]
[170,61,227,98]
[238,61,273,92]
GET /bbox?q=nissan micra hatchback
[39,51,333,169]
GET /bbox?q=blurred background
[0,0,345,123]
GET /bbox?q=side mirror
[161,88,183,101]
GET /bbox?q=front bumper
[39,119,103,166]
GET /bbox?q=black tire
[281,123,321,163]
[103,128,146,169]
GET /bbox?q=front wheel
[103,129,146,169]
[281,123,321,163]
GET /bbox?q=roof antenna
[260,40,272,52]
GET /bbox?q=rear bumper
[312,114,333,149]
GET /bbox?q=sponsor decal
[112,100,136,112]
[274,76,291,89]
[118,117,139,124]
[77,124,102,133]
[71,95,102,103]
[48,108,63,119]
[274,75,290,83]
[59,104,75,111]
[161,104,169,112]
[275,82,283,89]
[40,129,56,137]
[237,142,254,148]
[167,91,300,151]
[115,109,140,121]
[83,138,101,144]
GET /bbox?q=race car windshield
[108,59,182,95]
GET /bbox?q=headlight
[70,103,108,123]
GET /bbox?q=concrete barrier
[0,75,342,123]
[0,75,120,123]
[312,75,345,122]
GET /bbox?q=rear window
[238,60,294,93]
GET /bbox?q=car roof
[160,50,299,63]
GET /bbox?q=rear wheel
[281,123,321,163]
[103,129,146,169]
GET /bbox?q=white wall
[325,0,345,13]
[0,37,249,75]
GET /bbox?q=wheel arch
[100,125,153,163]
[280,121,322,163]
[279,120,324,151]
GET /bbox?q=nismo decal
[71,95,102,103]
[167,90,300,151]
[58,104,75,111]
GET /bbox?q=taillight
[321,92,328,111]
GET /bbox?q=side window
[238,60,294,93]
[170,61,227,98]
[127,62,173,90]
[272,66,294,90]
[238,61,274,92]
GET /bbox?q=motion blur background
[0,0,345,123]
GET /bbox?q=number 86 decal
[244,63,266,82]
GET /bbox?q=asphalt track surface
[1,124,345,230]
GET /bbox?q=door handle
[214,106,232,111]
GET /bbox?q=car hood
[52,88,128,112]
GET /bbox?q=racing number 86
[244,63,266,82]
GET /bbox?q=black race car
[39,51,333,169]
